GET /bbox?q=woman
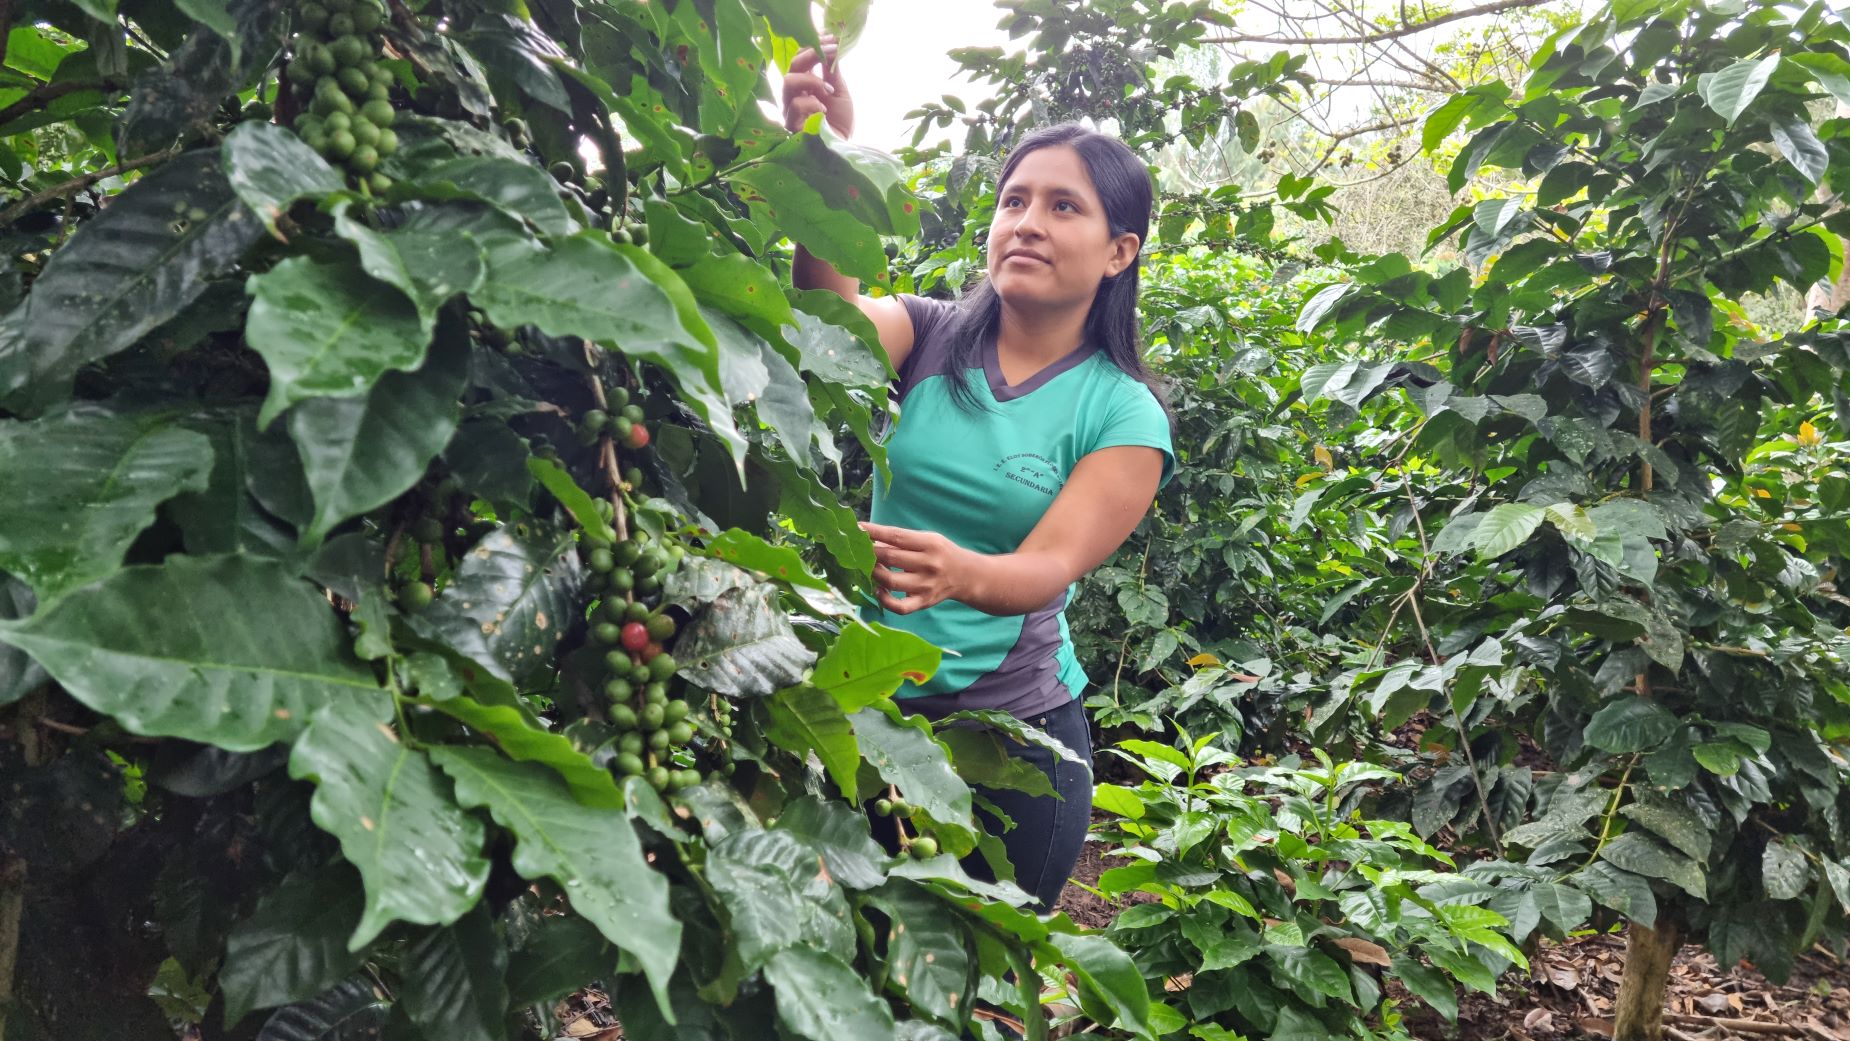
[783,45,1175,911]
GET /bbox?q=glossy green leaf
[332,205,488,334]
[676,582,816,698]
[764,946,895,1041]
[399,904,510,1041]
[1770,118,1828,185]
[0,150,262,410]
[168,409,300,557]
[291,322,469,544]
[776,796,889,890]
[407,526,585,687]
[1048,931,1151,1033]
[866,881,969,1025]
[470,232,739,462]
[709,828,857,970]
[421,694,621,809]
[1697,54,1781,126]
[1761,840,1810,901]
[528,457,617,545]
[1599,832,1706,900]
[506,914,614,1006]
[255,976,389,1041]
[221,121,343,233]
[416,156,575,237]
[731,135,899,287]
[0,408,213,601]
[0,555,377,750]
[765,684,862,800]
[289,698,490,949]
[681,251,797,336]
[246,255,429,428]
[429,746,681,1017]
[1471,503,1545,559]
[1583,698,1679,754]
[702,528,828,589]
[1618,791,1710,862]
[810,622,941,711]
[220,864,366,1024]
[1391,953,1457,1022]
[851,705,975,835]
[0,579,45,707]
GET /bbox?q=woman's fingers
[878,588,924,614]
[786,42,840,76]
[872,542,930,572]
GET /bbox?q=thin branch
[0,79,116,129]
[0,146,182,228]
[1204,0,1557,45]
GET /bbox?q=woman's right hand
[781,39,854,136]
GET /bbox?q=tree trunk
[1613,919,1683,1041]
[0,855,22,1040]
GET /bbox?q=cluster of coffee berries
[584,531,731,793]
[290,0,398,194]
[872,795,939,858]
[578,385,651,450]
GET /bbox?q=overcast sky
[815,0,1011,153]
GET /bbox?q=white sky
[823,0,1012,152]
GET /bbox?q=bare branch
[1203,0,1556,46]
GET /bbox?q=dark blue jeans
[874,697,1095,910]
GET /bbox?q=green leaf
[169,409,301,557]
[763,946,896,1041]
[220,865,366,1024]
[675,582,817,698]
[0,150,262,409]
[332,204,488,334]
[1693,741,1743,775]
[0,579,46,707]
[1770,118,1828,184]
[221,121,343,233]
[1427,945,1498,995]
[1527,882,1593,933]
[766,684,862,799]
[1586,499,1666,541]
[246,255,430,428]
[1048,931,1151,1033]
[1471,503,1546,559]
[291,322,469,544]
[1599,832,1706,900]
[865,881,969,1025]
[430,746,681,1015]
[1266,944,1353,1005]
[817,0,871,52]
[809,622,940,711]
[731,134,900,287]
[0,409,213,601]
[777,796,889,890]
[1571,861,1657,927]
[289,699,490,949]
[1790,52,1850,108]
[1583,698,1679,754]
[703,528,829,589]
[506,914,613,1007]
[421,695,621,809]
[256,976,389,1041]
[407,526,585,687]
[175,0,240,60]
[681,252,798,337]
[527,457,617,545]
[0,555,377,751]
[70,0,118,21]
[399,904,510,1041]
[1391,952,1457,1022]
[1619,791,1709,862]
[416,156,575,237]
[852,705,975,835]
[470,232,737,463]
[1697,54,1781,126]
[1762,841,1811,901]
[708,829,857,969]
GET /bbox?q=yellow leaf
[1313,445,1334,470]
[1798,421,1823,447]
[1753,487,1773,498]
[1295,472,1321,487]
[1187,653,1221,668]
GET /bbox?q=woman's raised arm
[780,42,915,371]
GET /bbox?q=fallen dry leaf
[1332,936,1391,967]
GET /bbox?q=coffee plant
[1090,737,1527,1041]
[0,0,1161,1039]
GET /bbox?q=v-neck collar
[983,333,1098,401]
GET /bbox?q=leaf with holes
[675,582,816,698]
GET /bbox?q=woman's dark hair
[942,122,1168,416]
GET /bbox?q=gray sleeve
[895,294,960,399]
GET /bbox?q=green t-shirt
[864,294,1176,718]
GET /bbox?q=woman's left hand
[860,522,975,614]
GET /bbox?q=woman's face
[986,144,1140,314]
